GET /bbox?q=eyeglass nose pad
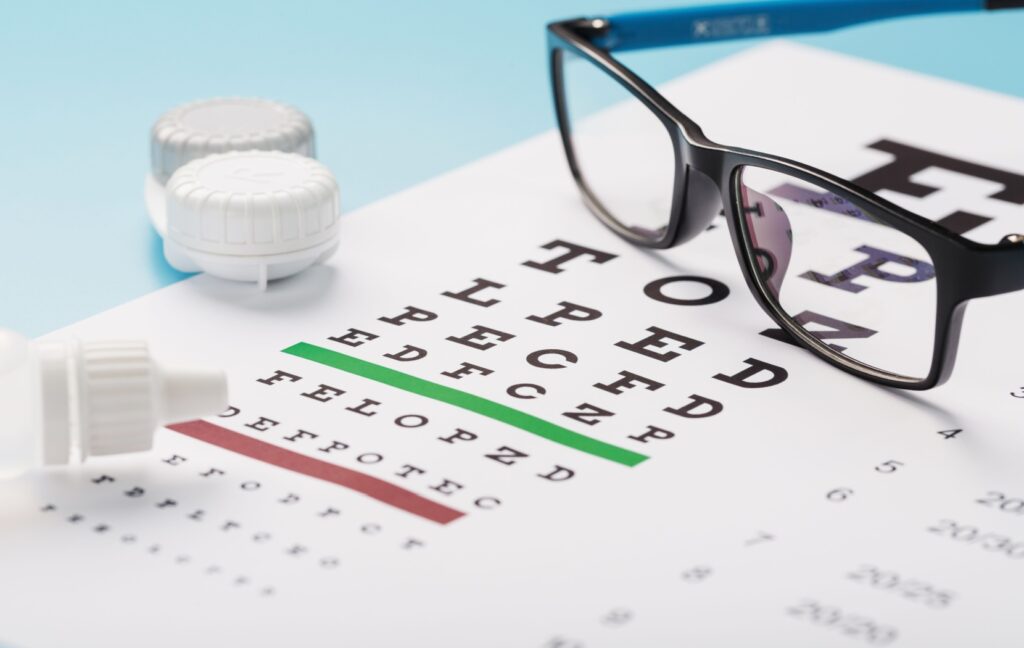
[740,186,793,297]
[675,165,724,245]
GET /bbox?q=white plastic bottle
[0,329,228,478]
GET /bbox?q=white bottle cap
[36,338,228,462]
[150,97,314,184]
[161,150,341,289]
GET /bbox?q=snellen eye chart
[2,43,1024,647]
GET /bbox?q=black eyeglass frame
[547,17,1024,390]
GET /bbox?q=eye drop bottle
[0,328,227,478]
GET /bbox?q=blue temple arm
[592,0,1020,52]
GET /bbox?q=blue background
[2,0,1022,336]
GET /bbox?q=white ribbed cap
[75,340,228,458]
[165,150,340,258]
[78,341,157,456]
[150,97,314,184]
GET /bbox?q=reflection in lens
[561,50,676,243]
[740,187,792,297]
[737,166,937,380]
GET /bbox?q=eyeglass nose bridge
[674,163,723,245]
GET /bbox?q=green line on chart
[282,342,649,467]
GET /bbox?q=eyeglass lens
[736,166,938,380]
[560,51,676,243]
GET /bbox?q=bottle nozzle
[156,363,229,425]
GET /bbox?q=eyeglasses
[547,0,1024,390]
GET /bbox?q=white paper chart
[3,43,1024,647]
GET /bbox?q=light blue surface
[1,0,1023,337]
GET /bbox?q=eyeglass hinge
[563,17,612,37]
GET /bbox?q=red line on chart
[168,420,465,525]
